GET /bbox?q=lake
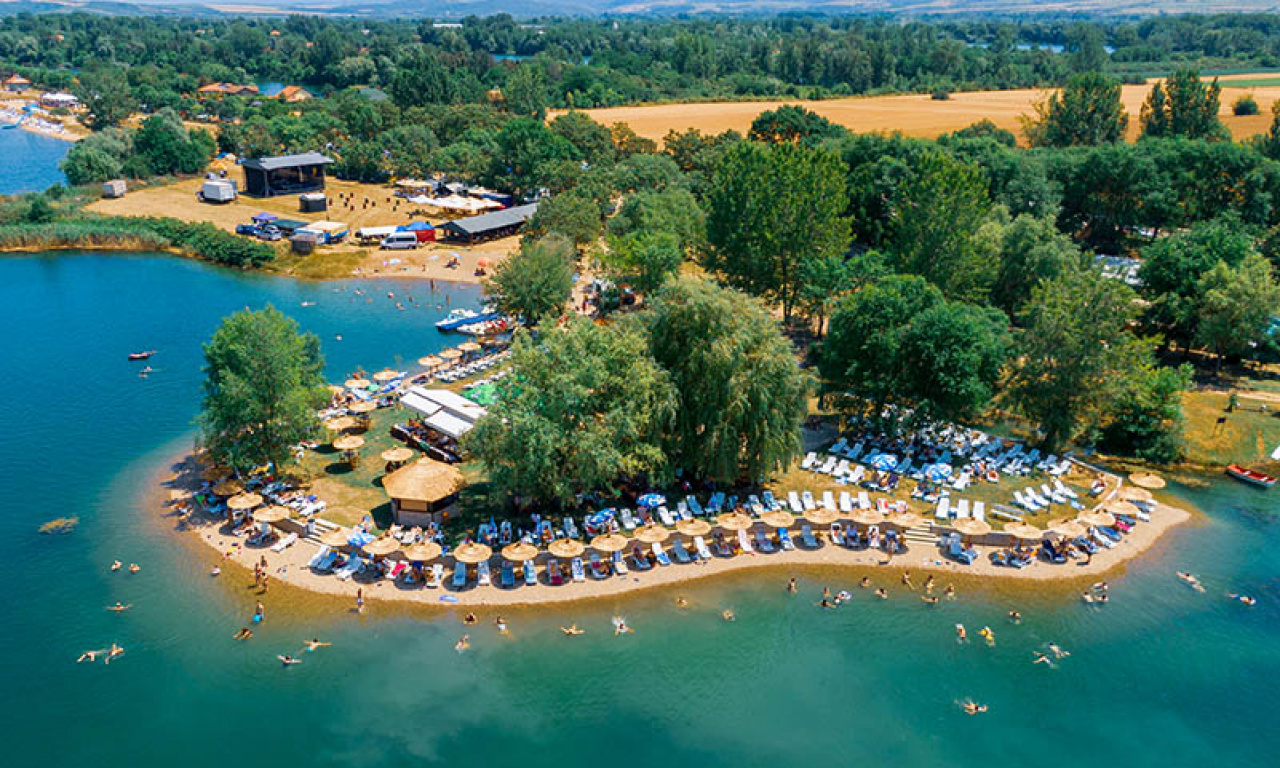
[0,252,1275,767]
[0,126,69,194]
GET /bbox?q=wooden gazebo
[381,458,464,526]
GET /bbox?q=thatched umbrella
[676,519,712,537]
[320,528,350,548]
[458,342,482,353]
[1106,500,1142,518]
[253,505,291,524]
[953,518,992,537]
[380,446,415,464]
[372,369,399,382]
[804,507,839,525]
[885,511,924,529]
[344,378,371,389]
[760,510,796,529]
[1079,510,1117,528]
[1130,472,1166,490]
[438,348,463,362]
[325,416,357,432]
[634,524,671,544]
[452,542,492,564]
[403,541,443,562]
[502,541,540,561]
[716,512,755,531]
[590,533,629,553]
[212,480,244,497]
[348,400,376,414]
[1047,517,1086,538]
[333,435,365,451]
[1004,522,1044,541]
[362,537,400,557]
[1118,486,1154,503]
[548,539,586,558]
[227,492,262,511]
[850,508,884,527]
[418,355,443,369]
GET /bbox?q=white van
[380,232,419,250]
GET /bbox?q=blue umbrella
[870,454,898,471]
[347,530,374,548]
[924,463,953,482]
[637,493,666,508]
[586,509,616,528]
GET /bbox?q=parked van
[380,232,420,250]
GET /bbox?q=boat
[128,350,156,360]
[436,308,500,332]
[1226,464,1277,488]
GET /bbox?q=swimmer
[1177,571,1205,592]
[210,565,221,577]
[820,597,834,609]
[1092,581,1109,593]
[822,586,832,601]
[253,601,265,623]
[921,595,939,605]
[234,627,253,641]
[722,610,735,622]
[1228,593,1257,606]
[560,625,585,636]
[356,588,364,614]
[455,635,471,652]
[944,584,956,600]
[495,616,509,635]
[924,575,935,594]
[901,572,914,590]
[1008,610,1022,624]
[77,649,104,663]
[110,560,122,572]
[787,577,797,593]
[1048,643,1070,659]
[979,627,995,647]
[613,616,633,635]
[463,612,478,625]
[874,588,888,599]
[859,577,871,588]
[1032,651,1052,665]
[955,624,967,642]
[105,643,124,665]
[675,596,689,609]
[304,639,330,652]
[128,563,140,574]
[279,655,302,666]
[106,602,130,613]
[1082,591,1097,604]
[961,700,989,715]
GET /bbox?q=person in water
[787,578,798,593]
[1033,651,1052,665]
[675,596,689,609]
[1008,610,1022,624]
[455,635,471,652]
[110,561,122,572]
[279,655,302,666]
[944,584,956,600]
[560,625,585,636]
[874,588,888,600]
[1048,643,1070,659]
[128,563,140,574]
[107,602,130,613]
[921,595,939,605]
[77,649,105,663]
[234,627,253,641]
[1228,593,1257,606]
[901,572,914,590]
[923,575,935,594]
[955,624,967,642]
[105,644,125,665]
[722,610,735,622]
[495,616,509,635]
[859,577,871,589]
[462,613,478,625]
[961,701,989,715]
[979,627,995,647]
[356,588,364,614]
[305,639,330,652]
[253,602,265,623]
[613,617,633,635]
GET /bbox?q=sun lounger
[955,499,970,520]
[1053,479,1078,499]
[612,551,628,574]
[946,533,978,564]
[830,523,845,546]
[1042,483,1067,504]
[272,532,298,553]
[477,560,491,586]
[848,465,866,484]
[801,452,818,470]
[778,528,795,551]
[801,491,816,511]
[657,505,676,526]
[761,490,780,510]
[754,528,774,553]
[588,553,608,578]
[788,491,803,513]
[800,524,819,548]
[523,559,537,586]
[676,501,692,521]
[972,501,986,522]
[335,555,361,581]
[671,539,692,563]
[935,497,951,521]
[989,506,1022,522]
[571,557,586,582]
[501,560,515,587]
[429,563,444,587]
[620,508,637,530]
[309,546,336,572]
[737,529,755,553]
[694,536,713,560]
[687,496,705,516]
[452,562,467,588]
[829,437,848,455]
[877,498,890,514]
[821,490,836,510]
[858,491,871,510]
[651,542,672,567]
[838,491,853,513]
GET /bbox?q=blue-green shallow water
[0,127,69,194]
[1,252,1277,767]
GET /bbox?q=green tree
[896,301,1012,424]
[60,145,122,185]
[1023,72,1128,147]
[991,214,1085,318]
[607,187,704,252]
[1195,252,1280,371]
[1007,265,1149,450]
[524,191,602,252]
[748,105,844,144]
[600,231,683,295]
[485,118,576,197]
[74,66,135,128]
[797,249,885,337]
[197,306,327,473]
[549,111,614,166]
[1141,69,1226,141]
[704,141,850,320]
[1098,364,1191,464]
[388,50,456,108]
[133,109,215,176]
[483,234,575,325]
[642,277,810,483]
[503,64,549,119]
[465,320,676,507]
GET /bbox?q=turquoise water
[0,127,69,194]
[1,252,1277,767]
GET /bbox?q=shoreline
[153,449,1196,611]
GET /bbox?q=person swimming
[77,649,105,663]
[560,625,585,636]
[463,612,478,625]
[110,560,122,572]
[874,588,888,599]
[105,644,124,665]
[279,655,302,666]
[128,563,140,574]
[1177,571,1205,592]
[675,596,689,608]
[980,627,995,647]
[955,624,967,642]
[859,577,871,589]
[210,565,221,577]
[253,602,265,623]
[722,610,735,622]
[787,578,797,593]
[901,572,914,590]
[495,616,509,635]
[1048,643,1070,659]
[613,616,633,635]
[1008,610,1022,624]
[1228,593,1257,606]
[1033,651,1052,665]
[944,584,956,599]
[961,700,989,715]
[455,635,471,652]
[924,575,935,594]
[305,639,330,652]
[106,602,130,613]
[921,595,939,605]
[234,627,253,641]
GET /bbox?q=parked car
[380,232,420,250]
[235,223,282,241]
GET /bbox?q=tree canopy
[483,235,576,326]
[1023,71,1128,148]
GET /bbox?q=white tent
[400,386,486,439]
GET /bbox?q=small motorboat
[128,350,155,361]
[1226,464,1277,488]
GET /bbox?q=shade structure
[457,342,481,353]
[325,416,357,432]
[548,539,586,558]
[590,533,629,553]
[502,541,540,561]
[319,528,350,547]
[1079,510,1117,528]
[403,541,443,561]
[348,400,376,414]
[1106,500,1142,518]
[227,492,263,511]
[1118,486,1154,503]
[418,355,443,368]
[253,505,291,524]
[923,463,952,483]
[453,541,492,564]
[380,446,415,463]
[760,510,796,529]
[327,384,345,396]
[372,369,399,382]
[201,465,231,482]
[1130,472,1166,490]
[212,480,244,496]
[804,507,839,525]
[716,512,755,531]
[870,454,898,470]
[885,511,924,529]
[362,537,400,556]
[850,508,885,526]
[637,493,666,508]
[381,458,465,507]
[345,378,371,389]
[333,435,365,451]
[634,524,671,544]
[676,518,712,537]
[952,518,992,537]
[1004,522,1045,540]
[438,348,463,361]
[1047,517,1086,538]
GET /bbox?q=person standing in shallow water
[787,578,797,593]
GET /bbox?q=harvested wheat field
[563,77,1280,145]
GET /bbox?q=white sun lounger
[429,563,444,587]
[839,491,854,513]
[694,536,713,560]
[801,452,818,470]
[651,542,671,566]
[955,499,970,520]
[821,491,836,510]
[972,501,986,522]
[452,562,467,588]
[272,532,298,553]
[523,560,537,586]
[1054,479,1079,499]
[308,545,331,570]
[620,508,637,530]
[612,551,628,574]
[658,506,676,526]
[801,491,816,511]
[858,491,872,510]
[935,497,951,521]
[737,529,755,553]
[477,560,491,586]
[788,491,803,513]
[676,501,692,521]
[571,557,586,582]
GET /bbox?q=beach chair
[737,529,755,554]
[778,528,795,551]
[788,491,803,513]
[687,496,705,516]
[612,551,628,575]
[523,559,537,586]
[989,506,1022,522]
[830,523,845,547]
[821,491,836,510]
[972,501,986,522]
[308,545,332,570]
[676,501,692,521]
[747,494,764,513]
[754,528,774,553]
[761,491,779,510]
[858,491,872,510]
[1043,483,1067,504]
[955,499,970,520]
[818,456,838,474]
[477,560,491,586]
[801,491,816,511]
[334,555,360,581]
[452,562,467,588]
[620,508,637,530]
[848,465,866,484]
[694,536,713,560]
[1053,479,1078,500]
[501,560,515,588]
[589,553,608,578]
[571,557,586,582]
[671,539,692,564]
[829,437,848,455]
[549,559,565,583]
[839,491,854,513]
[272,532,298,553]
[946,534,978,564]
[658,506,676,526]
[800,524,819,548]
[708,492,726,512]
[388,561,407,581]
[801,452,818,470]
[935,497,951,521]
[651,542,672,567]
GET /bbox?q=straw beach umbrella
[1130,472,1166,490]
[362,537,400,556]
[325,416,357,432]
[761,510,796,529]
[548,539,585,558]
[886,511,924,529]
[502,542,539,562]
[1106,500,1142,518]
[372,369,399,383]
[676,519,712,537]
[227,492,262,511]
[953,518,992,537]
[458,342,481,353]
[381,446,415,464]
[850,508,884,527]
[333,435,365,451]
[348,400,376,414]
[716,512,754,531]
[404,542,443,562]
[1048,518,1086,538]
[804,507,839,525]
[590,534,629,553]
[453,542,492,564]
[320,528,350,548]
[418,355,443,369]
[438,348,463,361]
[1079,510,1116,528]
[1004,522,1044,540]
[212,480,243,496]
[345,378,371,389]
[635,524,671,544]
[253,505,291,524]
[1118,487,1154,503]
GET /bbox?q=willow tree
[641,277,811,483]
[198,306,327,473]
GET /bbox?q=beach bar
[382,457,464,526]
[241,152,333,198]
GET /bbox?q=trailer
[295,220,349,245]
[355,225,399,245]
[199,179,237,204]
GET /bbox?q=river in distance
[0,252,1276,767]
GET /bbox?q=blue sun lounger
[754,528,774,553]
[452,562,467,588]
[500,560,515,588]
[523,559,537,586]
[571,556,586,582]
[612,551,629,574]
[651,542,672,566]
[778,528,795,550]
[762,490,780,510]
[671,539,692,563]
[800,524,819,548]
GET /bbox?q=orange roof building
[272,85,312,103]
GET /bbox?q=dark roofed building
[441,203,538,243]
[241,152,333,198]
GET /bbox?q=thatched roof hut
[382,458,464,525]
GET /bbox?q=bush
[931,90,952,101]
[0,215,274,267]
[1233,94,1260,116]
